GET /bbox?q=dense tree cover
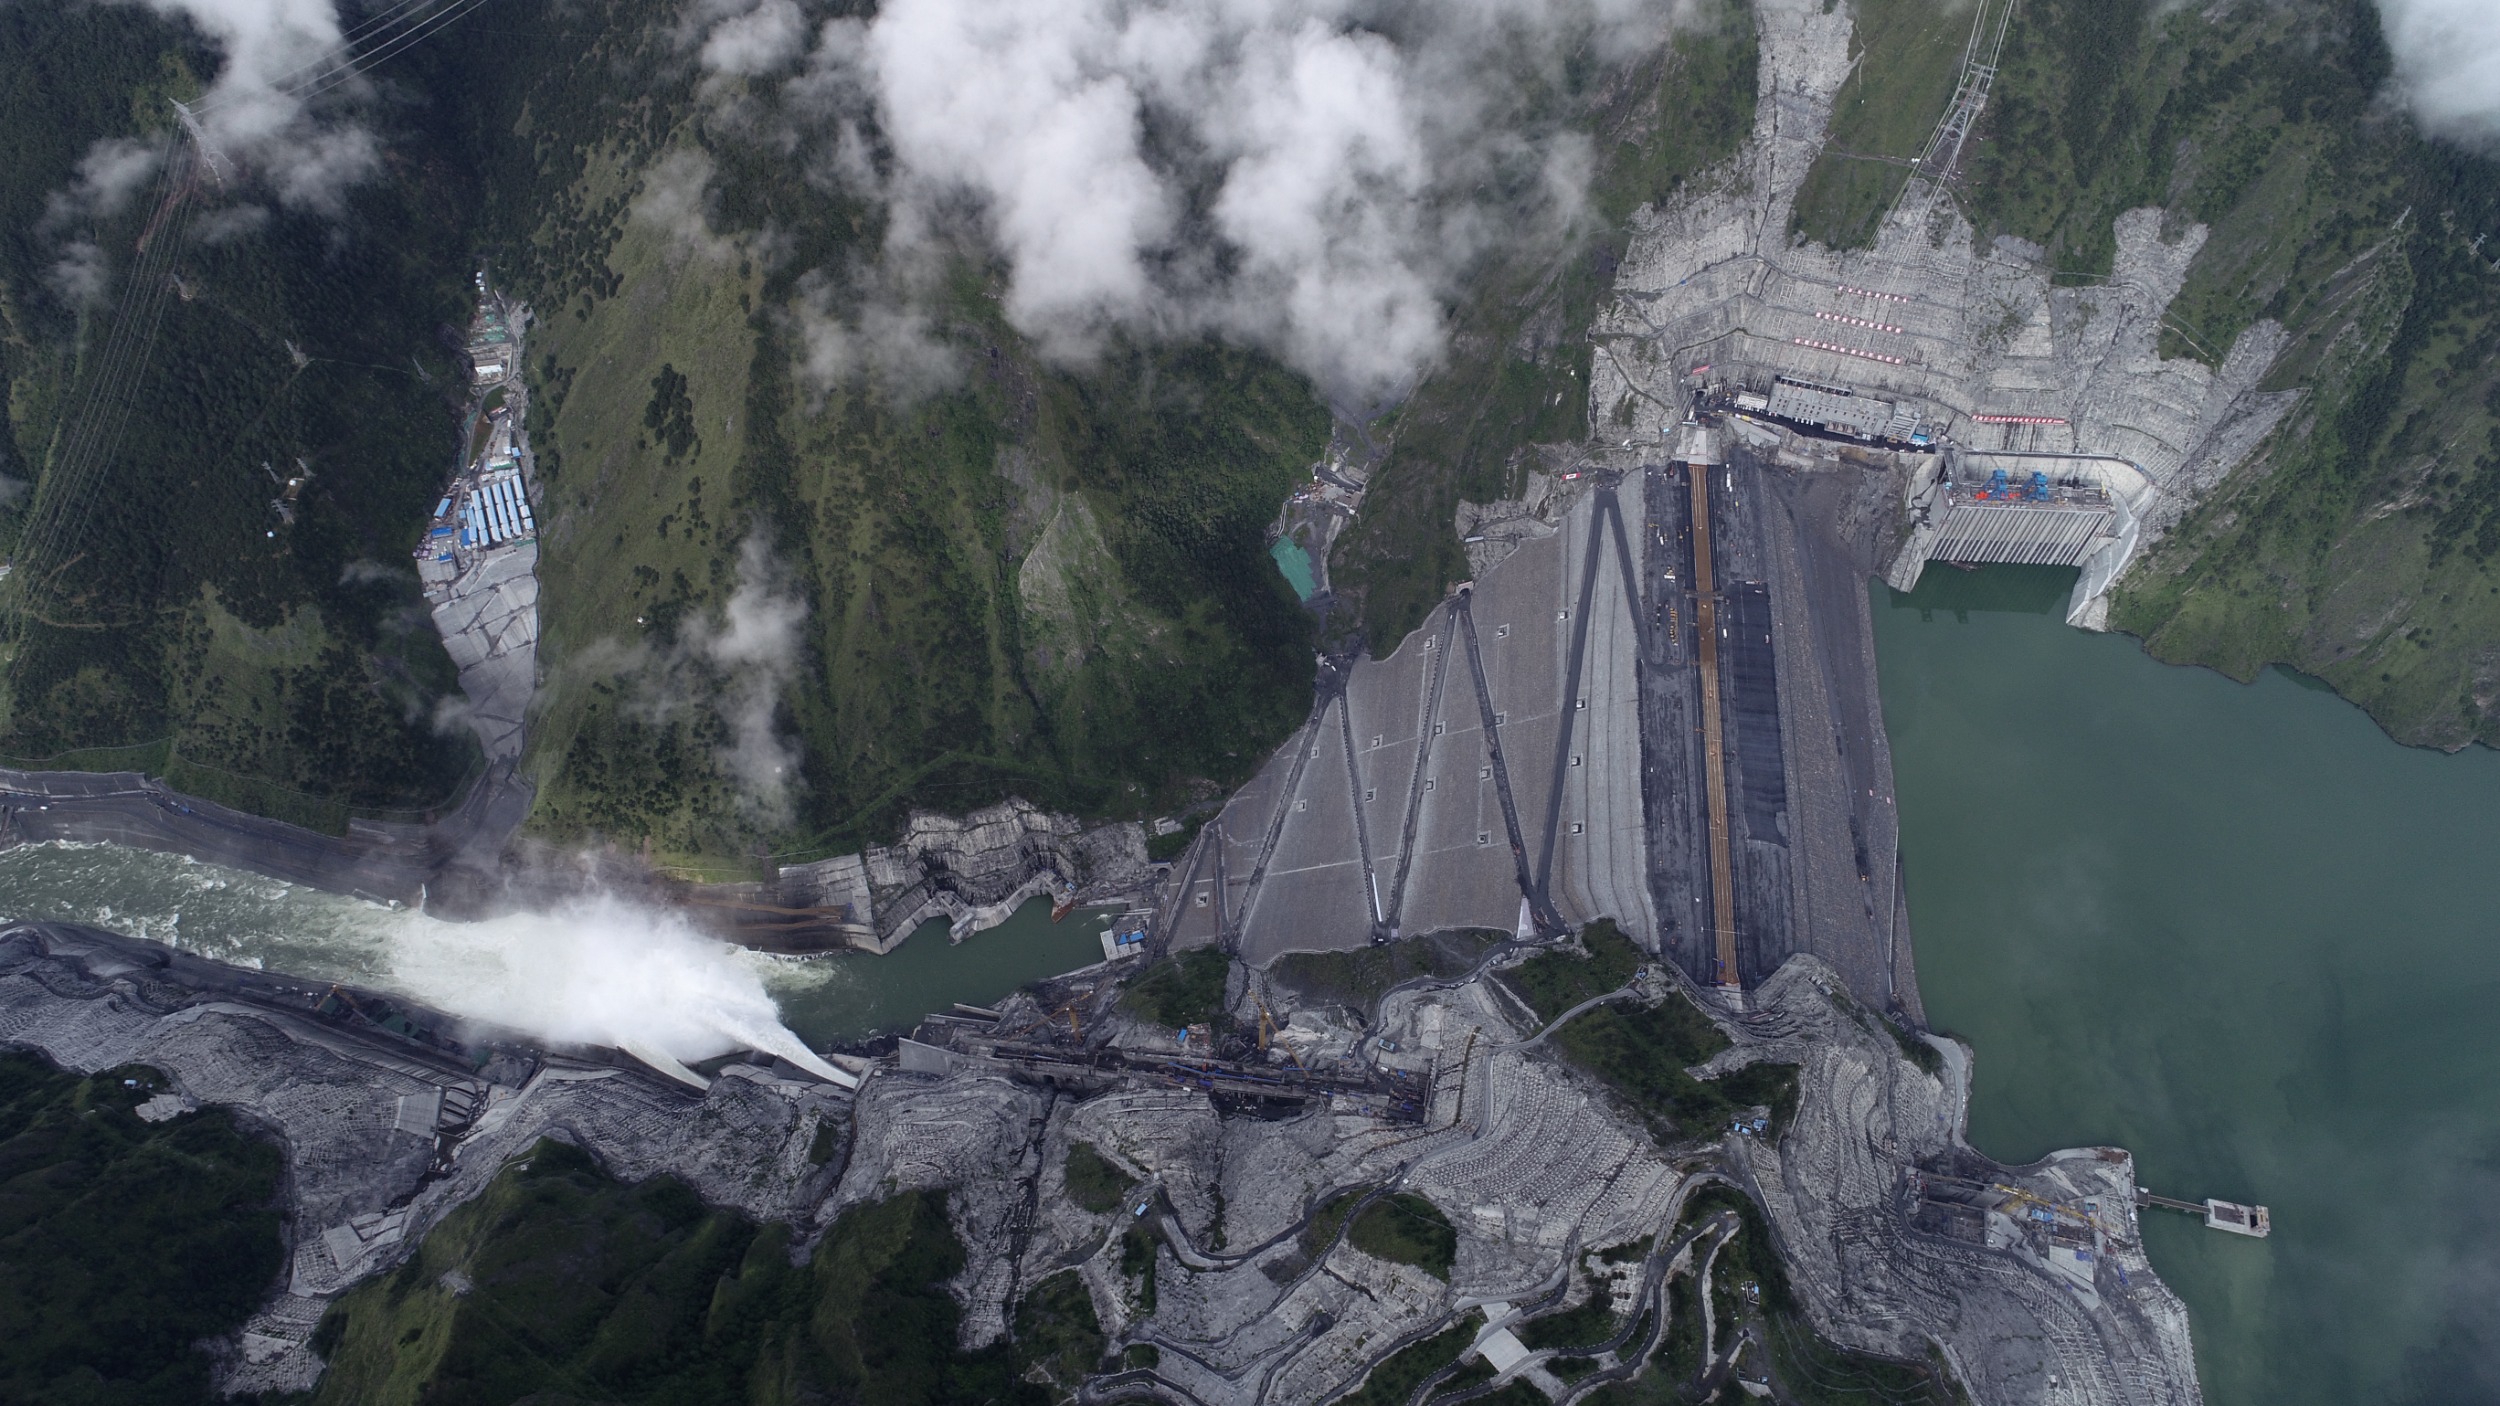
[0,1052,286,1406]
[1499,922,1803,1143]
[1346,1192,1459,1281]
[0,1,488,813]
[1500,917,1649,1023]
[1269,927,1504,1011]
[1119,946,1234,1031]
[1061,1140,1137,1215]
[1332,1315,1484,1406]
[312,1140,1067,1405]
[1554,1002,1802,1143]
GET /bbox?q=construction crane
[1253,1000,1305,1068]
[1992,1183,2109,1233]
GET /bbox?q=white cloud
[591,537,810,826]
[692,537,809,825]
[193,202,272,244]
[699,0,811,75]
[2377,0,2500,146]
[763,0,1684,399]
[46,241,113,307]
[337,558,407,585]
[864,0,1179,358]
[40,138,168,305]
[633,149,738,261]
[138,0,382,212]
[795,274,964,400]
[61,137,165,221]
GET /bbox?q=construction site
[0,0,2309,1397]
[1587,0,2296,630]
[415,278,542,765]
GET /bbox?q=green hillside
[488,37,1330,862]
[1331,0,1759,649]
[309,1141,1072,1404]
[0,0,1327,852]
[1789,0,2500,749]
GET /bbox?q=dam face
[1176,431,1918,1018]
[1173,471,1655,961]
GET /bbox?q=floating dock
[2138,1188,2271,1238]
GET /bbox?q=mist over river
[8,561,2497,1401]
[0,843,1109,1058]
[1876,566,2500,1405]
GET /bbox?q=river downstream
[0,842,1109,1050]
[1875,566,2500,1406]
[7,560,2493,1401]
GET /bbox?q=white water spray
[0,843,847,1085]
[382,893,850,1084]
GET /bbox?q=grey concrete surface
[1240,697,1376,953]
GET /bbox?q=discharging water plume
[0,842,844,1083]
[384,893,849,1084]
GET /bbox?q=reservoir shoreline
[1877,563,2500,1405]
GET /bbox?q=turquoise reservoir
[1874,565,2500,1405]
[1270,536,1318,600]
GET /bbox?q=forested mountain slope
[422,0,1333,863]
[0,0,1328,854]
[0,0,479,818]
[1792,0,2500,749]
[2,0,1742,858]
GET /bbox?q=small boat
[1051,882,1078,921]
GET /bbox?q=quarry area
[1587,0,2298,630]
[0,0,2294,1401]
[2,906,2202,1404]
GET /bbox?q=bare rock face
[826,1067,1053,1346]
[776,797,1154,950]
[0,925,846,1398]
[4,910,2203,1406]
[1730,957,2202,1405]
[1595,0,2299,628]
[883,952,2203,1406]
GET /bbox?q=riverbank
[1877,564,2500,1405]
[0,840,1125,1051]
[0,762,532,909]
